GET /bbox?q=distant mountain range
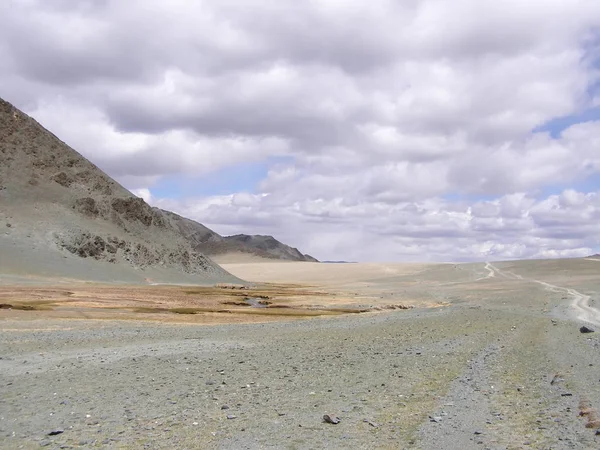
[162,210,317,262]
[0,97,316,284]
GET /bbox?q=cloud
[155,188,600,262]
[1,0,600,260]
[130,188,152,203]
[28,99,290,181]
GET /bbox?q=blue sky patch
[442,192,499,203]
[152,156,293,198]
[537,172,600,198]
[534,106,600,138]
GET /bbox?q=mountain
[0,98,316,284]
[163,212,318,262]
[0,100,250,283]
[220,234,318,262]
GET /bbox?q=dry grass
[0,262,433,324]
[578,399,600,429]
[0,282,416,324]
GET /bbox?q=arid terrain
[2,93,600,449]
[1,257,600,449]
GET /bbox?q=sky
[1,0,600,262]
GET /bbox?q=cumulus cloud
[155,189,600,262]
[131,188,152,204]
[1,0,600,260]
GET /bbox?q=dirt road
[487,262,600,327]
[1,259,600,449]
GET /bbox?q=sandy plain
[1,257,600,449]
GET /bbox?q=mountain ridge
[0,97,315,285]
[157,209,318,262]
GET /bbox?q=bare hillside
[181,228,318,262]
[0,98,238,284]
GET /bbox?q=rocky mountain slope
[164,213,317,262]
[0,98,311,284]
[220,234,318,262]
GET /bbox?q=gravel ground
[1,260,600,449]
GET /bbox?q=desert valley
[1,97,600,450]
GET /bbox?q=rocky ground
[1,259,600,449]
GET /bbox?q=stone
[323,415,341,424]
[580,326,595,333]
[363,419,379,428]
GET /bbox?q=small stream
[244,297,269,308]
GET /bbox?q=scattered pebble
[363,419,379,428]
[323,415,340,424]
[580,326,595,334]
